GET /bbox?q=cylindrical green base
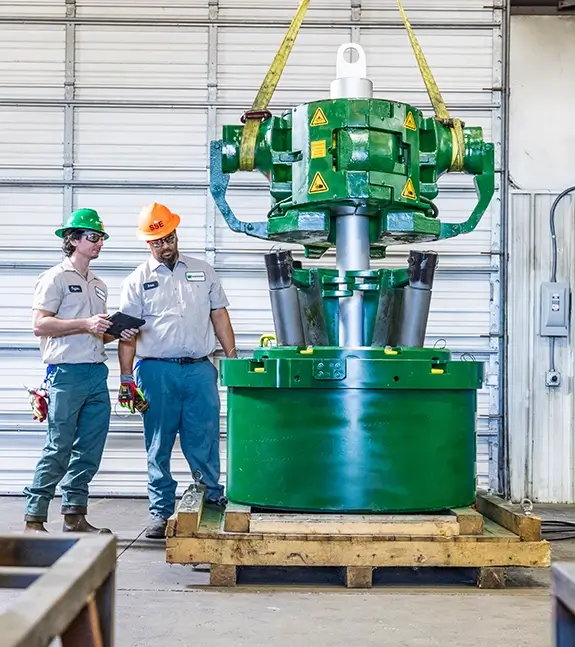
[221,347,483,513]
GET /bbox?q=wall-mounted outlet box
[540,282,570,337]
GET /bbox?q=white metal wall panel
[73,109,208,181]
[75,26,209,102]
[508,191,575,503]
[218,0,351,21]
[361,0,494,24]
[75,1,209,19]
[0,1,63,17]
[0,0,503,496]
[0,25,64,99]
[0,108,64,179]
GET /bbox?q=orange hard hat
[136,202,181,241]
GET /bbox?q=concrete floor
[1,496,574,647]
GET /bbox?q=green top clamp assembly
[209,1,496,514]
[210,40,494,261]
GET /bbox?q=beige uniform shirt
[119,254,229,361]
[33,257,108,365]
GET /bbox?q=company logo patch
[69,285,82,293]
[186,271,205,282]
[94,286,106,301]
[143,280,159,291]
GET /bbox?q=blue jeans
[136,358,223,519]
[24,363,111,522]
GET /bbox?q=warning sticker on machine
[309,171,329,194]
[404,111,417,131]
[310,107,328,127]
[401,177,417,200]
[310,140,327,159]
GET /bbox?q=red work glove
[118,375,149,414]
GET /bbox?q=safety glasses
[83,231,105,243]
[149,232,177,248]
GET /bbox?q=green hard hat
[55,208,109,240]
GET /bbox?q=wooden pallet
[165,489,551,589]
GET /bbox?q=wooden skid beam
[450,507,484,535]
[174,487,205,537]
[344,567,373,589]
[224,504,251,533]
[475,491,541,541]
[477,567,507,589]
[248,513,460,536]
[167,534,550,569]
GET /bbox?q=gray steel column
[63,0,76,218]
[205,1,219,267]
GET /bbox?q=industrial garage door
[0,0,504,496]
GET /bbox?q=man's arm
[118,337,137,376]
[33,309,111,338]
[210,307,237,358]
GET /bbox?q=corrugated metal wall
[0,0,504,496]
[508,191,575,503]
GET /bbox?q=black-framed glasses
[83,231,105,243]
[149,232,177,248]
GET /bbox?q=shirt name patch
[69,285,82,293]
[143,280,159,291]
[186,271,205,282]
[94,286,106,301]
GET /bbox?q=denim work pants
[24,363,111,522]
[136,358,223,519]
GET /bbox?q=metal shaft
[330,42,374,348]
[336,213,370,347]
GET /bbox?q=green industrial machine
[210,20,495,513]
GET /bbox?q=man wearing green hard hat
[23,208,138,533]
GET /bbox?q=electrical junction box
[540,282,571,337]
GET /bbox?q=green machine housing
[210,46,495,514]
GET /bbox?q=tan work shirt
[120,254,229,359]
[119,254,229,361]
[33,257,108,365]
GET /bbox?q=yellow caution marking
[254,367,265,373]
[310,140,327,159]
[310,107,328,127]
[404,111,417,131]
[401,177,417,201]
[431,368,445,375]
[309,171,329,194]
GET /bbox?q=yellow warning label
[310,107,328,127]
[404,111,417,131]
[309,171,329,194]
[310,140,327,159]
[401,177,417,200]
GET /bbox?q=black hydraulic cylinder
[396,250,438,347]
[264,250,306,346]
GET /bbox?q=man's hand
[86,314,112,335]
[119,327,139,342]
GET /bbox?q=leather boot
[62,513,112,534]
[24,521,48,532]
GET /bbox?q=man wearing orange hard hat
[117,202,237,539]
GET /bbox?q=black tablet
[107,311,146,338]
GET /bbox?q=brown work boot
[62,513,112,534]
[24,521,48,532]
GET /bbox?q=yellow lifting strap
[395,0,465,172]
[239,0,310,172]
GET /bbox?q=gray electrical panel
[540,282,571,337]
